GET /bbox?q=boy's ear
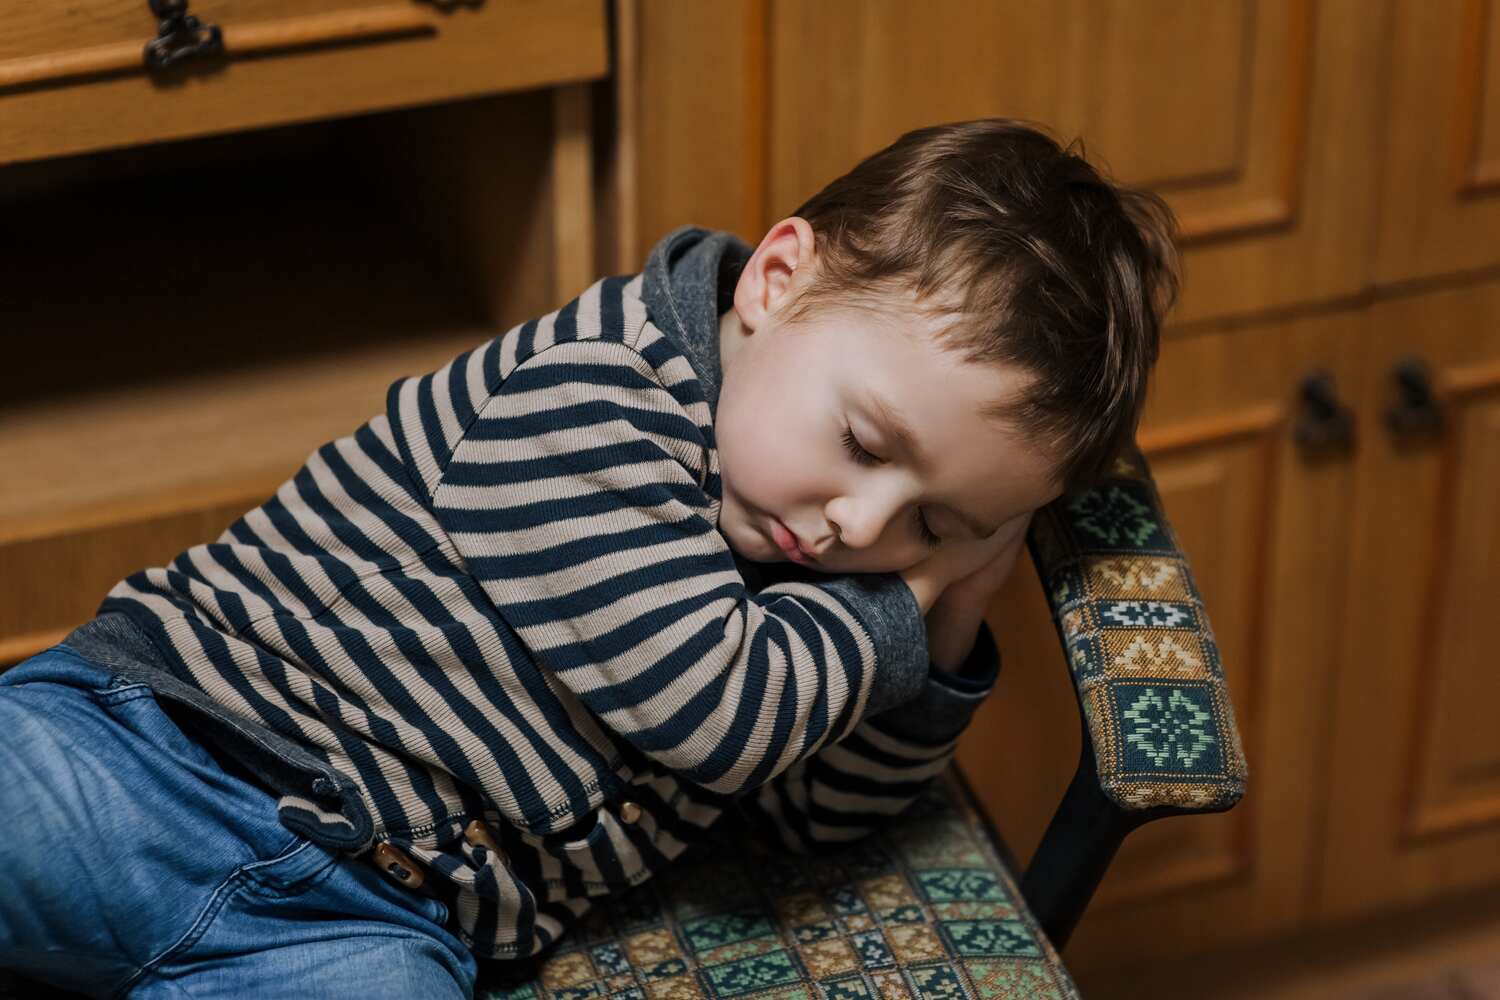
[734,216,815,333]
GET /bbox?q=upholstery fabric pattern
[473,765,1081,1000]
[1026,445,1249,813]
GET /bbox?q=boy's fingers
[958,511,1033,581]
[921,508,1036,591]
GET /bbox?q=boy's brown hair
[782,117,1182,496]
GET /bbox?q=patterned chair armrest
[1017,442,1249,948]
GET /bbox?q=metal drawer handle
[143,0,224,73]
[1294,369,1356,459]
[1383,356,1444,447]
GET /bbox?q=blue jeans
[0,645,478,998]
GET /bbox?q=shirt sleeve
[731,617,999,855]
[406,335,933,797]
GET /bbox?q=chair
[469,443,1248,999]
[0,445,1245,1000]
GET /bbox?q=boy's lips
[770,518,814,563]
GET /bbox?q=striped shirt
[77,226,999,962]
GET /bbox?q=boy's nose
[823,506,887,551]
[825,490,906,552]
[823,500,871,551]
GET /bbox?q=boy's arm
[397,334,934,797]
[729,565,1000,855]
[729,503,1057,854]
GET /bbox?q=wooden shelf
[0,125,504,546]
[1,327,492,546]
[0,75,591,661]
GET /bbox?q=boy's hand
[900,509,1033,614]
[934,509,1034,618]
[919,510,1034,674]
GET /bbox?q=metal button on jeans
[372,842,424,889]
[619,800,642,825]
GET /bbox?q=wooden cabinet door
[959,311,1366,965]
[619,0,1385,327]
[1373,0,1500,285]
[1318,278,1500,921]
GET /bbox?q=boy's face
[715,217,1063,576]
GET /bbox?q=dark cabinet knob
[1295,370,1355,458]
[1383,356,1444,446]
[143,0,223,73]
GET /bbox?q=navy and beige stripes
[102,272,973,960]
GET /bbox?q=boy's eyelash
[841,425,942,548]
[840,425,881,467]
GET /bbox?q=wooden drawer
[0,0,607,165]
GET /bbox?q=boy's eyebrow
[864,391,1000,539]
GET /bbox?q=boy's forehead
[843,343,1058,522]
[827,295,1066,511]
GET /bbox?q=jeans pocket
[214,838,453,950]
[237,836,340,898]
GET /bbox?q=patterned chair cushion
[1026,445,1248,813]
[0,765,1076,1000]
[473,765,1080,1000]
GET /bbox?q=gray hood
[639,224,754,417]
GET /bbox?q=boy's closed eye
[839,422,944,548]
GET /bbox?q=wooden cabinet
[0,5,610,666]
[1321,278,1500,922]
[0,0,607,165]
[607,0,1500,971]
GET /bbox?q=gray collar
[639,225,754,415]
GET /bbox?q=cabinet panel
[1073,1,1246,185]
[766,0,1072,220]
[628,0,765,245]
[1410,388,1500,838]
[1320,277,1500,920]
[1374,0,1500,284]
[770,0,1304,245]
[1477,0,1500,178]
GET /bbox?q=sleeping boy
[0,117,1178,998]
